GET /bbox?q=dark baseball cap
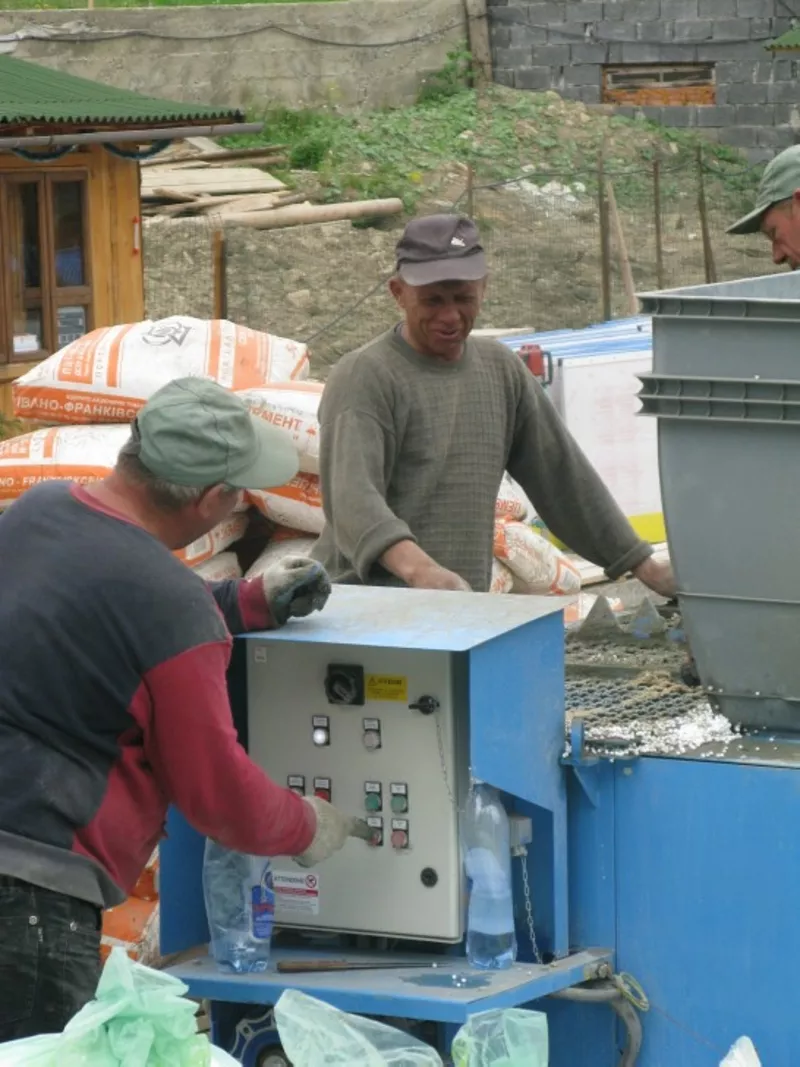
[395,214,487,286]
[136,377,299,490]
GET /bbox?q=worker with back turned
[0,378,365,1041]
[312,213,675,598]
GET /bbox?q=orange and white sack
[245,535,318,579]
[239,381,323,476]
[247,472,323,535]
[176,513,249,568]
[495,472,535,523]
[101,850,161,967]
[490,559,515,594]
[0,424,129,509]
[494,518,581,595]
[193,551,243,581]
[13,317,310,425]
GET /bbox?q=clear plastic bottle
[202,839,275,974]
[462,782,517,970]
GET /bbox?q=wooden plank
[212,192,286,216]
[150,187,200,203]
[146,194,245,218]
[179,145,289,164]
[140,167,285,196]
[223,197,403,230]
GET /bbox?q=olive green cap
[728,145,800,234]
[136,377,299,490]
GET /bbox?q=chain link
[517,847,543,965]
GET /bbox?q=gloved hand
[294,796,372,868]
[262,556,332,627]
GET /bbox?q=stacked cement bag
[4,316,311,571]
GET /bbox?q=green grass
[221,69,762,215]
[0,0,335,9]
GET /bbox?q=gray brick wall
[488,0,798,161]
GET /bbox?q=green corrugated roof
[765,26,800,50]
[0,54,243,128]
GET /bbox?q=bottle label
[251,868,275,941]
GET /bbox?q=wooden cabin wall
[0,144,144,422]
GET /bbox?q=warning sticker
[273,871,320,916]
[365,674,408,702]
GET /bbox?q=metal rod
[0,122,263,152]
[598,150,612,321]
[696,144,717,284]
[653,159,664,289]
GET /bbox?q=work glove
[262,556,332,627]
[295,796,372,868]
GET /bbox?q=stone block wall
[488,0,798,160]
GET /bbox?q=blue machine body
[161,586,800,1065]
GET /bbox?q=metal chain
[517,847,543,965]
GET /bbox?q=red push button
[315,788,331,802]
[391,829,408,850]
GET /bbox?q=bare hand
[407,562,471,592]
[632,557,676,599]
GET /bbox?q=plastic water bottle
[202,839,275,974]
[462,783,517,970]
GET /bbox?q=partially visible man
[313,214,674,598]
[0,378,364,1042]
[728,143,800,267]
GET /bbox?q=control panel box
[247,639,469,942]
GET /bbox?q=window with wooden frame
[602,64,716,106]
[0,172,93,365]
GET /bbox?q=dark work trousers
[0,874,102,1042]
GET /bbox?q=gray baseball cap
[136,377,299,490]
[728,145,800,234]
[395,214,487,285]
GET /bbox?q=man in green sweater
[312,214,674,597]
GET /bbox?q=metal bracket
[562,717,600,806]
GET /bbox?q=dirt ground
[143,164,777,376]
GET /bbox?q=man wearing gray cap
[313,213,674,597]
[0,378,367,1040]
[728,144,800,268]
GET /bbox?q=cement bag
[0,424,129,509]
[246,472,323,534]
[13,317,310,424]
[451,1008,548,1067]
[490,559,514,594]
[245,535,317,579]
[275,989,442,1066]
[193,551,243,581]
[239,381,323,475]
[494,518,581,596]
[495,473,534,523]
[176,513,248,568]
[101,851,160,969]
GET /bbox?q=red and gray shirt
[0,481,314,908]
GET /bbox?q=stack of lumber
[140,136,403,231]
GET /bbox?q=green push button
[390,794,408,814]
[364,793,382,812]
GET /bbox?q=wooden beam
[463,0,493,87]
[223,197,404,230]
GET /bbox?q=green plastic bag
[0,948,235,1067]
[451,1009,548,1067]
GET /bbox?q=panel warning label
[273,871,320,915]
[365,674,408,702]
